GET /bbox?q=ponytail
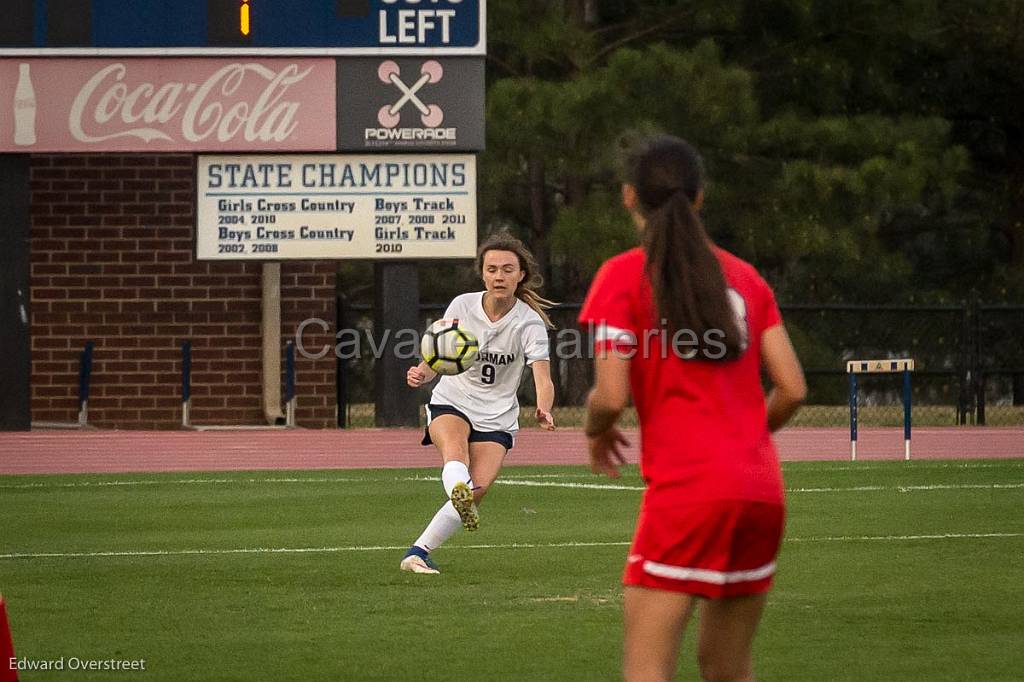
[516,286,557,329]
[628,137,744,360]
[476,231,557,329]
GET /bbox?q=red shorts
[623,500,785,599]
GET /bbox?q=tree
[718,0,1024,300]
[482,1,744,292]
[481,1,975,304]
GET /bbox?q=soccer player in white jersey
[400,232,557,574]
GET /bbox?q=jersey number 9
[481,364,496,385]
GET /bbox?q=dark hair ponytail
[627,136,745,360]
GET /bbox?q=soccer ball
[421,319,479,375]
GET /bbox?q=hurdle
[32,340,94,430]
[181,340,297,429]
[847,358,914,461]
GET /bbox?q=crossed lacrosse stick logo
[377,60,445,128]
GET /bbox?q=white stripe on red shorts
[642,560,777,586]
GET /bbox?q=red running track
[0,427,1021,475]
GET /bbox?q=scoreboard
[0,0,484,55]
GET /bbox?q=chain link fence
[975,305,1024,426]
[335,301,1023,428]
[782,305,969,427]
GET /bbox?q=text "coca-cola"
[69,62,314,145]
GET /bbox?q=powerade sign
[0,0,485,56]
[337,58,484,151]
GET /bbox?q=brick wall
[30,154,337,429]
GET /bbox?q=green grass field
[2,461,1023,680]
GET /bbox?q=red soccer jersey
[579,246,784,507]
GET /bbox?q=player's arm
[761,324,807,431]
[407,361,438,388]
[579,257,634,476]
[585,352,630,435]
[531,360,556,430]
[584,352,631,478]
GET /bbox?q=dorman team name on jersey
[478,351,516,365]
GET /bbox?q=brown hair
[476,231,557,329]
[626,136,744,360]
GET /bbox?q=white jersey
[429,292,550,434]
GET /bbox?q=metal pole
[336,295,349,429]
[849,373,858,461]
[285,340,296,428]
[903,369,912,461]
[181,341,192,428]
[958,305,970,425]
[974,300,985,425]
[77,340,94,427]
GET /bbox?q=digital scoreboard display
[0,0,483,54]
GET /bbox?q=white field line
[786,532,1024,543]
[2,533,1022,561]
[0,476,622,490]
[0,541,630,560]
[0,462,1019,482]
[0,477,367,490]
[783,462,1024,472]
[0,475,592,490]
[498,480,1024,494]
[788,483,1024,493]
[2,476,1024,494]
[497,479,644,491]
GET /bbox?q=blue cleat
[400,546,440,574]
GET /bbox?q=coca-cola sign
[0,58,336,152]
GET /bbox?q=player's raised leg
[623,586,696,682]
[429,415,480,530]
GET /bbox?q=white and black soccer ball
[420,319,479,376]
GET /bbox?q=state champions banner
[196,154,477,260]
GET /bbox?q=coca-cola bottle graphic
[14,63,37,146]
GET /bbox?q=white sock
[441,460,472,497]
[413,501,463,552]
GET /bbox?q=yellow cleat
[450,482,479,532]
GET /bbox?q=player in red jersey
[580,136,806,682]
